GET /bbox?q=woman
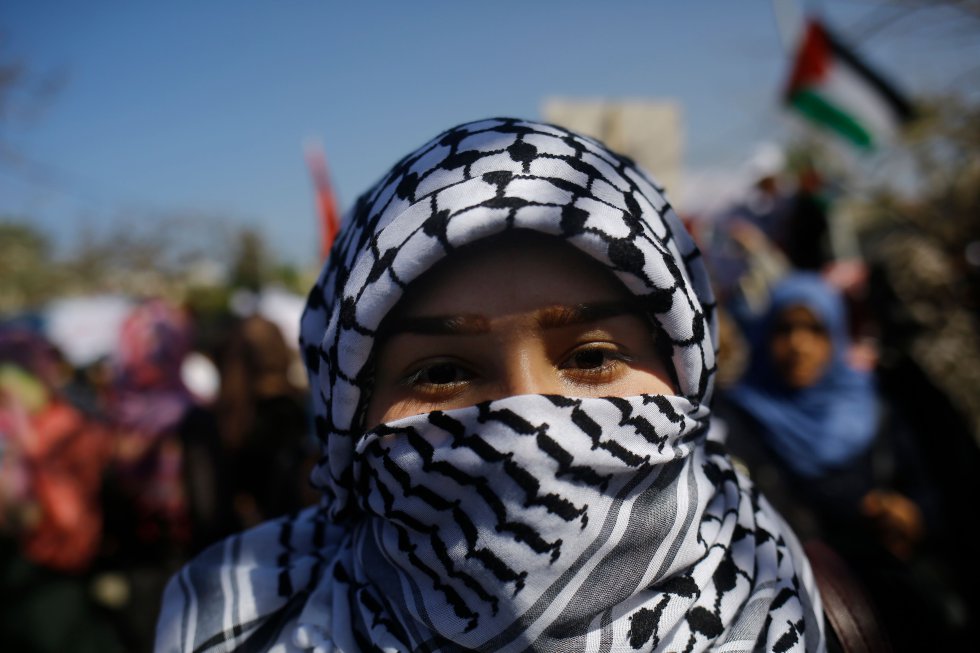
[156,118,824,652]
[0,328,122,653]
[720,274,925,557]
[718,273,966,649]
[107,299,197,557]
[106,299,229,652]
[215,314,316,527]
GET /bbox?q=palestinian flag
[785,18,915,150]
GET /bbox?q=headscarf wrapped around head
[111,299,193,437]
[299,117,719,517]
[156,119,823,653]
[115,299,191,393]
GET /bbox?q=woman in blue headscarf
[720,273,924,556]
[715,273,971,649]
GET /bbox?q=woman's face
[366,236,675,427]
[768,304,833,389]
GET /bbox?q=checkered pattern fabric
[155,118,823,653]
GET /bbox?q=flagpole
[770,0,805,54]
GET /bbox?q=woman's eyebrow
[379,314,491,338]
[378,300,643,339]
[536,300,643,329]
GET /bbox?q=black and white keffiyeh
[156,118,824,652]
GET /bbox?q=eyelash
[560,344,633,384]
[401,360,473,392]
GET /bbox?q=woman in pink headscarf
[104,299,236,652]
[107,299,196,554]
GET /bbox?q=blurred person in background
[866,229,980,639]
[698,148,842,347]
[713,273,968,649]
[214,313,317,528]
[782,164,832,273]
[729,143,796,256]
[101,298,230,652]
[698,144,794,335]
[0,327,122,653]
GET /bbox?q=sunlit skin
[768,305,833,389]
[365,235,675,428]
[861,489,924,562]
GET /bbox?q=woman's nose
[499,347,561,397]
[787,327,812,351]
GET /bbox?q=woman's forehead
[392,232,631,320]
[775,304,824,324]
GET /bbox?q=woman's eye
[568,348,610,370]
[562,345,629,375]
[407,362,472,387]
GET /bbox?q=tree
[0,220,59,313]
[228,228,269,292]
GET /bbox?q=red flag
[305,142,341,261]
[783,18,914,150]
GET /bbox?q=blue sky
[2,1,976,265]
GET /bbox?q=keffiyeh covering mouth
[156,118,824,652]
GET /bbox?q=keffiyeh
[156,118,823,652]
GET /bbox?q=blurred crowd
[694,146,980,648]
[2,146,978,651]
[0,299,319,653]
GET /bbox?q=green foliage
[0,219,59,313]
[898,95,980,245]
[0,215,321,317]
[228,229,267,292]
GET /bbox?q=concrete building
[541,98,683,199]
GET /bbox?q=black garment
[867,235,980,634]
[714,392,966,650]
[179,405,238,554]
[96,405,233,653]
[785,191,832,271]
[0,539,124,653]
[227,394,313,524]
